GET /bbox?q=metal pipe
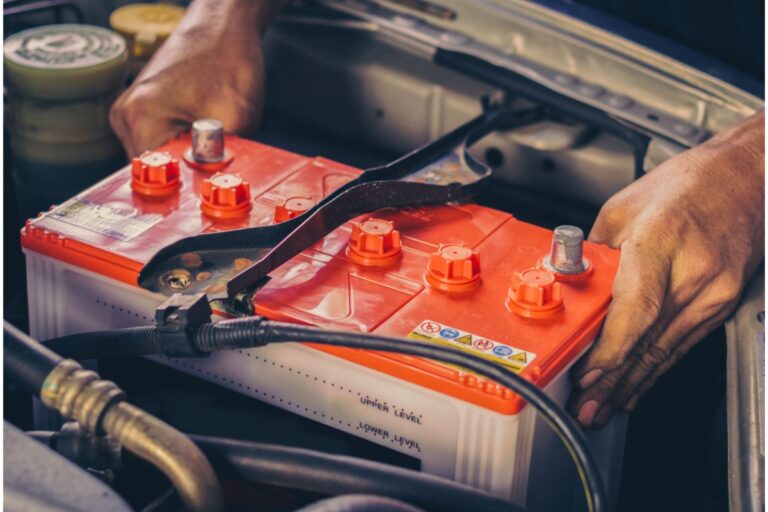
[4,322,223,512]
[40,360,223,512]
[102,401,222,512]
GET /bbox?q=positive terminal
[543,225,588,275]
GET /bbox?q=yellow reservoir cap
[110,3,186,59]
[4,24,127,100]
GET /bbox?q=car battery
[22,128,626,510]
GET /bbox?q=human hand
[110,0,285,156]
[569,111,765,428]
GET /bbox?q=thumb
[110,101,187,157]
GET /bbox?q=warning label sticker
[408,320,536,374]
[48,199,162,242]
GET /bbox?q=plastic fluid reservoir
[4,24,128,221]
[110,3,185,80]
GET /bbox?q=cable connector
[155,294,212,357]
[193,316,272,353]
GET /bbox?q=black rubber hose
[260,322,605,512]
[42,326,163,359]
[295,495,425,512]
[4,321,62,394]
[188,435,522,512]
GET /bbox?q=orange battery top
[21,133,619,415]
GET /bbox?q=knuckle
[121,99,145,125]
[633,292,663,321]
[718,273,743,300]
[668,345,689,365]
[592,201,624,241]
[109,97,127,124]
[708,273,743,309]
[645,345,670,364]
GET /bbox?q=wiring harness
[41,293,606,512]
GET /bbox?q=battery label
[48,198,162,242]
[407,320,536,373]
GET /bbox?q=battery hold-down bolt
[131,151,181,196]
[347,218,402,267]
[274,197,315,223]
[200,173,252,220]
[425,244,481,293]
[542,225,591,279]
[507,268,564,318]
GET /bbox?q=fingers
[109,102,136,158]
[606,296,706,409]
[575,240,671,381]
[574,279,737,428]
[129,116,185,157]
[622,303,734,412]
[567,318,673,428]
[567,364,626,425]
[110,97,185,157]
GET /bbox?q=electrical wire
[256,322,606,512]
[42,327,163,359]
[40,315,606,512]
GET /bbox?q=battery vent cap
[131,151,180,196]
[507,268,564,318]
[274,197,314,223]
[199,173,252,219]
[425,244,481,293]
[347,218,402,267]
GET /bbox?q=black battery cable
[41,297,606,512]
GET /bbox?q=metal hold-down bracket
[315,0,708,148]
[138,107,542,300]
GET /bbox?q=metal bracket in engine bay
[304,0,709,149]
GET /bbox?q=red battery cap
[131,151,180,197]
[199,173,252,219]
[507,268,564,318]
[347,218,402,267]
[425,244,481,293]
[274,197,315,223]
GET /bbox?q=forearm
[181,0,288,35]
[110,0,283,154]
[146,0,286,71]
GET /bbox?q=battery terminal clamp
[154,293,214,356]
